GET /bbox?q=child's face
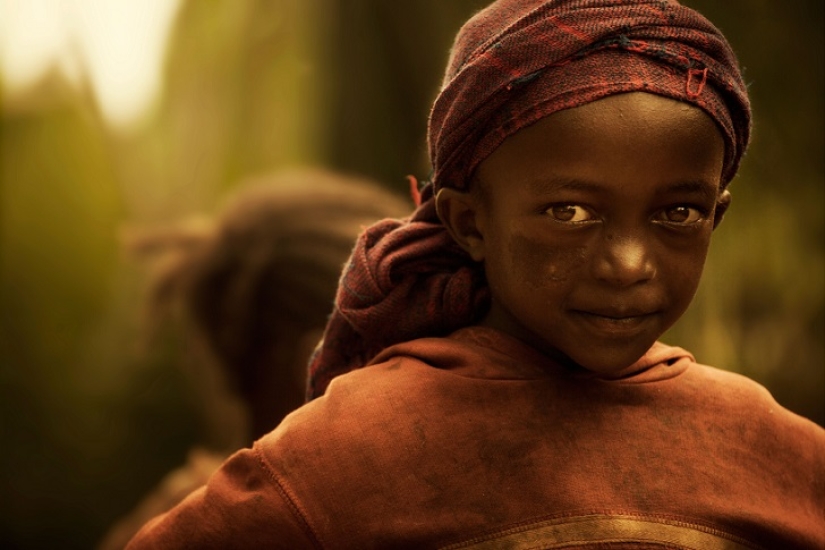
[441,92,728,375]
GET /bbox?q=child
[127,1,825,549]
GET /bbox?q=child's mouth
[573,310,657,335]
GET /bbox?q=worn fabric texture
[306,0,751,399]
[127,329,825,549]
[429,0,751,192]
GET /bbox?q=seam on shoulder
[252,444,325,550]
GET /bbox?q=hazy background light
[0,0,73,89]
[0,0,182,129]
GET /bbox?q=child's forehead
[490,92,721,150]
[537,92,717,129]
[475,92,726,198]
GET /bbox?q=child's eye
[657,206,705,224]
[547,204,595,223]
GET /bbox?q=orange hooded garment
[128,328,824,548]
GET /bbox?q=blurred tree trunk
[322,0,489,185]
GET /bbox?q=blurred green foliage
[0,1,822,548]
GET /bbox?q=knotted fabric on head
[307,0,751,399]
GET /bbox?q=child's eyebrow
[528,177,602,195]
[658,180,720,201]
[528,178,720,201]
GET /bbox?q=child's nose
[591,232,656,287]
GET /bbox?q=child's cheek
[508,233,587,288]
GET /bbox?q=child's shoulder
[685,358,824,441]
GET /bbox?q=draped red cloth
[307,0,751,399]
[306,191,491,398]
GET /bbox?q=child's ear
[712,189,732,230]
[435,188,486,262]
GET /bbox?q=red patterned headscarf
[307,0,751,399]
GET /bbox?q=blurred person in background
[96,167,411,550]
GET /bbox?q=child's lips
[572,308,659,335]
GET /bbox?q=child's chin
[567,345,653,378]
